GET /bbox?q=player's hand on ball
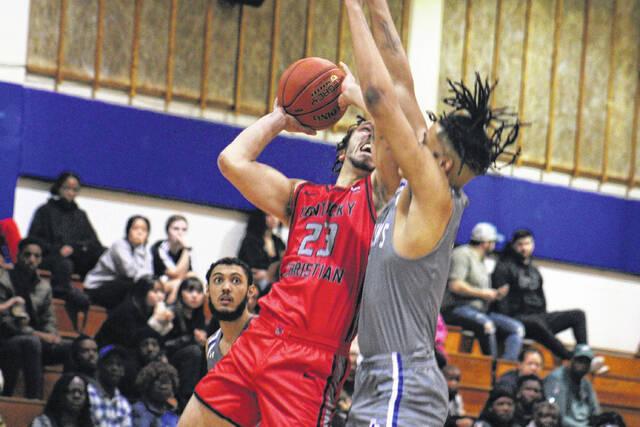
[338,62,361,111]
[273,98,317,136]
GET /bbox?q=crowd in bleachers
[0,172,637,426]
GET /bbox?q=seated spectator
[492,230,596,366]
[513,374,544,427]
[164,276,207,409]
[205,257,256,371]
[0,237,69,399]
[527,401,560,427]
[30,373,93,427]
[118,327,168,402]
[84,215,153,310]
[88,345,132,426]
[442,364,474,427]
[496,347,544,396]
[132,361,179,427]
[151,215,193,304]
[473,386,519,427]
[0,217,21,265]
[589,411,626,427]
[543,344,600,427]
[28,172,103,327]
[95,275,173,349]
[237,209,285,295]
[64,334,99,384]
[442,223,524,360]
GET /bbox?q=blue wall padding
[18,86,335,209]
[457,175,640,274]
[0,82,23,218]
[0,81,638,274]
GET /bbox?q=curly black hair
[135,360,179,395]
[429,73,521,175]
[332,115,367,173]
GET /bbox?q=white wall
[3,0,640,353]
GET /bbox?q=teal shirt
[543,365,599,427]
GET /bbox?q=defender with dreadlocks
[179,67,405,425]
[345,0,520,425]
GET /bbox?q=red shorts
[194,315,350,426]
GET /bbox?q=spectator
[132,361,179,427]
[28,172,103,328]
[473,386,519,427]
[84,215,153,310]
[64,334,99,384]
[237,209,285,294]
[513,374,544,427]
[163,276,207,410]
[88,345,132,426]
[0,237,68,399]
[589,411,626,427]
[151,215,193,304]
[442,223,524,361]
[30,373,93,427]
[492,229,606,373]
[442,365,474,427]
[205,257,256,370]
[0,218,21,265]
[527,401,560,427]
[543,344,600,427]
[496,347,544,396]
[95,275,173,349]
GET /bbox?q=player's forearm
[366,0,414,88]
[218,111,286,179]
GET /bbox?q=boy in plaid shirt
[88,345,132,427]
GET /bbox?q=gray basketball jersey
[357,184,468,357]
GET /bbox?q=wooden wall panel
[465,0,496,83]
[27,0,60,71]
[173,0,207,99]
[578,0,614,174]
[64,0,98,77]
[101,0,135,86]
[438,0,467,115]
[138,0,170,94]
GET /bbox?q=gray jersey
[206,318,253,370]
[357,184,468,357]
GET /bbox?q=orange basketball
[277,57,346,130]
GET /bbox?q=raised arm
[217,106,315,226]
[345,0,449,205]
[365,0,427,138]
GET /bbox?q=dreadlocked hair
[332,115,367,173]
[432,72,521,175]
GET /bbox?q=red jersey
[259,175,376,348]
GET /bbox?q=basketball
[277,57,346,130]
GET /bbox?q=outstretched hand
[338,62,365,112]
[272,99,317,136]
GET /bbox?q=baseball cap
[572,344,594,361]
[98,344,128,361]
[470,222,504,243]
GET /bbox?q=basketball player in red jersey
[178,74,403,425]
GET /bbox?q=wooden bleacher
[0,396,45,427]
[444,325,640,423]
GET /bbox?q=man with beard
[0,237,68,399]
[492,229,606,374]
[65,334,99,384]
[179,62,401,425]
[204,257,257,370]
[513,374,545,426]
